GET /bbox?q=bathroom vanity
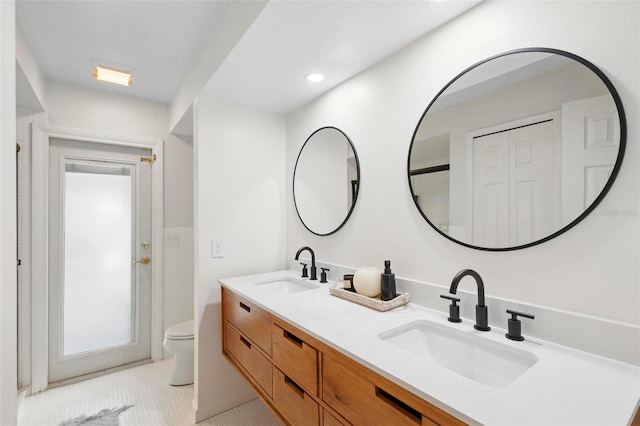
[220,271,640,425]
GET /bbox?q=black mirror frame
[293,126,361,236]
[407,47,627,251]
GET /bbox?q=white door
[472,120,554,247]
[472,131,510,247]
[507,122,554,246]
[48,139,152,383]
[561,94,620,225]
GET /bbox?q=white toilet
[163,320,194,386]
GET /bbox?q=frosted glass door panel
[49,138,151,383]
[63,164,134,356]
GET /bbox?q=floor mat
[57,405,134,426]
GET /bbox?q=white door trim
[31,124,164,394]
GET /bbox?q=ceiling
[17,0,481,115]
[202,0,481,115]
[16,0,228,104]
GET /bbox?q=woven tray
[329,287,409,312]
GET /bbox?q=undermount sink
[378,320,539,387]
[254,277,319,294]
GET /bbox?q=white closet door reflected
[63,163,134,356]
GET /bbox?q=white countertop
[220,270,640,425]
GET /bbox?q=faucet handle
[440,294,462,323]
[300,263,308,278]
[320,267,330,283]
[506,309,535,341]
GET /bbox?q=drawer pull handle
[284,375,305,398]
[239,336,251,349]
[284,330,303,347]
[375,387,422,424]
[239,302,251,313]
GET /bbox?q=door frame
[31,124,164,394]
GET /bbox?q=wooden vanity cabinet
[221,287,465,426]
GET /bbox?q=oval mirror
[408,48,626,250]
[294,127,360,235]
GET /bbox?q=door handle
[132,256,151,264]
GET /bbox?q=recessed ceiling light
[305,73,324,83]
[93,65,133,86]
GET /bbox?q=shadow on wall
[195,289,256,422]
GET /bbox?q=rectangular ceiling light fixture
[92,65,133,86]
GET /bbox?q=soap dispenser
[380,260,397,301]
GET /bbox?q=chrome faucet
[295,246,317,280]
[448,269,491,331]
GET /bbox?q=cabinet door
[224,289,272,354]
[272,323,318,396]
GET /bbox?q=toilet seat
[164,320,194,340]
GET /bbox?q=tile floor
[18,359,281,425]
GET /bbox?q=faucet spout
[294,246,317,280]
[449,269,490,331]
[449,269,486,306]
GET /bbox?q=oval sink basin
[378,320,539,387]
[254,278,319,294]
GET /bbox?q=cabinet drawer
[272,323,318,396]
[273,367,319,426]
[224,322,272,398]
[224,289,272,354]
[322,354,425,426]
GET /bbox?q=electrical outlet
[212,239,224,258]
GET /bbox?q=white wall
[193,96,286,421]
[165,135,194,227]
[46,81,168,139]
[16,17,45,111]
[163,226,194,356]
[162,133,194,357]
[286,1,639,327]
[0,0,17,423]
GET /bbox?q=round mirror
[408,48,626,250]
[294,127,360,235]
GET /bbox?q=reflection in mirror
[294,127,360,235]
[408,48,626,250]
